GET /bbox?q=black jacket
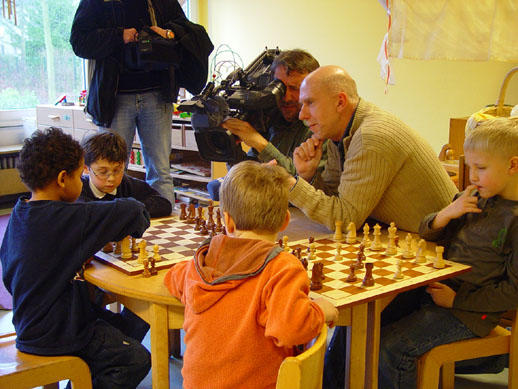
[70,0,213,127]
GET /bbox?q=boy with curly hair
[165,160,338,389]
[80,131,172,218]
[0,127,151,389]
[378,117,518,389]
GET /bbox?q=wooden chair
[276,324,327,389]
[457,155,470,191]
[417,309,518,389]
[0,333,92,389]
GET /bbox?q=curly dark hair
[81,131,127,166]
[18,127,84,191]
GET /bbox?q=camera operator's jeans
[106,90,175,206]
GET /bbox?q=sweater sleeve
[260,257,324,347]
[163,261,190,303]
[290,145,401,231]
[123,176,172,218]
[257,142,297,175]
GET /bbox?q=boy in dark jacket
[80,131,172,217]
[0,127,151,389]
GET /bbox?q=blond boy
[164,160,337,389]
[378,117,518,389]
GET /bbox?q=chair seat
[0,333,92,389]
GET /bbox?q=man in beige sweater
[288,65,458,389]
[287,65,457,234]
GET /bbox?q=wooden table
[84,208,471,389]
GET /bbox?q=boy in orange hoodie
[164,160,338,389]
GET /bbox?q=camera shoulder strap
[146,0,157,26]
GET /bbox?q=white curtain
[388,0,518,61]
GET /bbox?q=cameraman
[221,49,326,176]
[70,0,212,208]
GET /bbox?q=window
[0,0,191,110]
[0,0,83,109]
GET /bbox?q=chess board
[94,216,208,275]
[285,234,471,308]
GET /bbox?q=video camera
[177,48,286,162]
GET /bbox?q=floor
[0,204,511,388]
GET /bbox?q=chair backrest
[276,324,327,389]
[458,155,470,191]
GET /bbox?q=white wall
[205,0,518,152]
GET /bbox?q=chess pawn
[362,223,371,246]
[138,240,147,263]
[402,233,415,259]
[370,224,383,251]
[186,203,196,224]
[334,243,343,261]
[131,237,139,253]
[121,236,132,259]
[309,242,317,261]
[334,220,344,241]
[153,244,161,262]
[300,256,308,270]
[149,257,157,276]
[200,220,209,235]
[346,264,357,282]
[433,246,445,269]
[346,222,356,244]
[142,259,151,278]
[414,239,427,264]
[393,259,403,279]
[114,240,122,255]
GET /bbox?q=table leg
[149,303,170,389]
[346,303,368,389]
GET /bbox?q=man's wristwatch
[166,29,175,39]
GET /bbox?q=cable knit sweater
[289,99,458,233]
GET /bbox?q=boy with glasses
[80,132,172,218]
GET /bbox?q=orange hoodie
[164,234,324,389]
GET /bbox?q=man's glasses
[89,167,124,180]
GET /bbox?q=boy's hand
[293,136,323,181]
[432,184,481,229]
[425,282,456,308]
[314,297,339,328]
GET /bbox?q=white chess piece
[414,239,427,263]
[402,233,415,259]
[153,244,161,262]
[346,222,356,244]
[433,246,445,269]
[362,223,371,246]
[283,235,290,252]
[121,236,132,259]
[335,243,343,261]
[309,243,317,260]
[370,224,383,251]
[138,240,147,263]
[393,259,403,279]
[334,220,344,241]
[385,222,397,255]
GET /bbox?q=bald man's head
[304,65,360,106]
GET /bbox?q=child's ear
[509,156,518,174]
[279,209,291,232]
[83,165,90,175]
[56,170,67,188]
[223,211,235,234]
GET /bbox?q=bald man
[287,65,457,234]
[287,66,458,389]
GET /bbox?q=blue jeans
[107,91,175,205]
[71,319,151,389]
[323,288,476,389]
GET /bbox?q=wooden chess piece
[278,238,284,248]
[102,242,114,253]
[354,244,366,269]
[346,222,356,244]
[200,220,209,235]
[283,236,289,252]
[149,257,157,276]
[215,209,223,233]
[310,262,324,290]
[179,203,187,220]
[131,237,139,253]
[415,239,427,263]
[346,264,357,282]
[138,240,147,263]
[402,233,415,259]
[207,204,214,228]
[309,242,317,261]
[370,224,383,251]
[153,244,161,262]
[300,256,308,270]
[362,262,375,287]
[334,243,343,261]
[393,259,403,279]
[362,223,371,246]
[385,222,398,255]
[114,240,122,255]
[194,217,201,231]
[307,236,315,252]
[142,259,151,278]
[433,246,445,269]
[121,236,132,259]
[334,220,344,241]
[186,203,196,224]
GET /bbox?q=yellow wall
[202,0,518,153]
